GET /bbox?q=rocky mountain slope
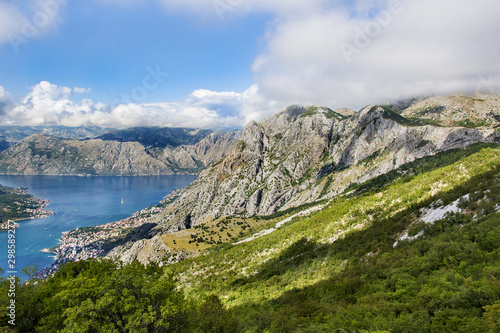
[104,95,500,264]
[11,94,500,332]
[0,130,240,175]
[389,93,500,127]
[12,139,500,332]
[155,103,498,228]
[97,127,213,148]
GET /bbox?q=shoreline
[34,188,185,279]
[0,195,55,232]
[34,205,164,279]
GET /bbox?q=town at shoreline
[35,188,183,279]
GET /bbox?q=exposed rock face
[103,95,500,265]
[159,131,241,172]
[153,104,498,232]
[390,93,500,128]
[7,95,499,266]
[97,127,214,148]
[0,130,240,175]
[0,135,171,175]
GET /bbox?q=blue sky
[0,0,499,129]
[1,1,267,102]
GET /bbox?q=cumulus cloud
[99,0,500,110]
[0,85,15,117]
[251,0,500,108]
[148,0,500,109]
[0,82,280,129]
[4,0,499,123]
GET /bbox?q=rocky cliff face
[389,93,500,128]
[0,135,173,175]
[0,130,240,175]
[159,131,241,173]
[153,103,498,232]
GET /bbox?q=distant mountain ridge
[388,93,500,127]
[97,127,214,149]
[0,129,240,175]
[0,125,112,151]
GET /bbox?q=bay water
[0,175,196,276]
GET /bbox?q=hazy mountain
[387,93,500,128]
[0,125,112,148]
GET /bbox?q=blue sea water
[0,175,196,276]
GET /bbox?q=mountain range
[100,93,500,263]
[0,127,240,175]
[3,92,500,332]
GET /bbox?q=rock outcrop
[389,93,500,128]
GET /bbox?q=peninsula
[0,185,55,231]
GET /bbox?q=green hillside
[2,144,500,332]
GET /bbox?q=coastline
[34,188,184,279]
[0,194,55,232]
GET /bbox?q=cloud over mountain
[1,0,499,127]
[96,0,500,109]
[249,0,500,108]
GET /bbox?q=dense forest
[1,144,500,332]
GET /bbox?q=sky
[0,0,499,129]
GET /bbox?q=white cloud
[251,0,500,109]
[4,0,500,120]
[134,0,500,109]
[0,81,279,128]
[0,2,25,44]
[0,86,9,100]
[0,85,15,118]
[74,87,92,94]
[132,0,500,109]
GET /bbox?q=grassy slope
[169,144,500,331]
[162,216,285,252]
